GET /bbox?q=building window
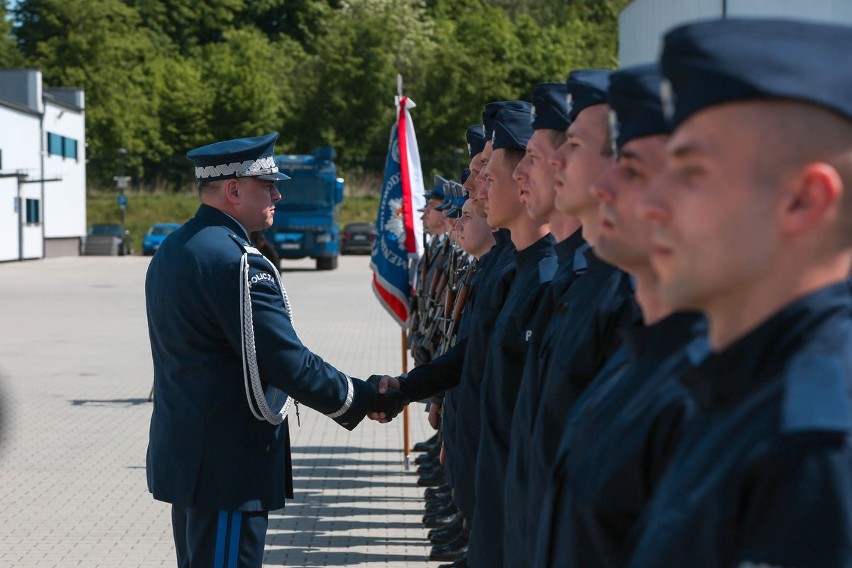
[25,198,40,225]
[47,132,79,161]
[64,138,78,160]
[47,132,63,156]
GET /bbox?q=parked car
[83,223,132,256]
[340,222,375,254]
[143,223,181,255]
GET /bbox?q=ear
[223,179,240,206]
[780,162,843,236]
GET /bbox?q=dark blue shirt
[467,233,558,568]
[534,312,707,567]
[628,282,852,568]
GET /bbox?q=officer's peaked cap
[531,83,571,132]
[466,124,487,158]
[187,132,290,183]
[608,63,670,153]
[660,18,852,128]
[492,107,534,151]
[566,69,612,123]
[483,101,532,140]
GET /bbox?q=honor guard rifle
[418,234,452,361]
[440,254,476,354]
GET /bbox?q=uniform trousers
[172,504,268,568]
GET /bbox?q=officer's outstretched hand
[366,375,406,423]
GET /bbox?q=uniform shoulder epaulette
[573,243,591,275]
[781,353,852,434]
[538,255,559,285]
[228,233,263,256]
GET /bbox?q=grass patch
[87,191,380,253]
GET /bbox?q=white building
[619,0,852,66]
[0,69,86,262]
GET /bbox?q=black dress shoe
[413,433,439,452]
[424,494,452,513]
[417,460,440,474]
[424,483,451,500]
[417,468,447,487]
[429,533,468,562]
[415,443,440,464]
[422,501,456,523]
[428,518,463,544]
[438,557,468,568]
[423,507,461,529]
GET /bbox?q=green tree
[14,0,172,186]
[198,27,296,142]
[289,0,436,169]
[0,0,22,66]
[126,0,245,54]
[239,0,340,44]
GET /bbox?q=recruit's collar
[682,280,852,412]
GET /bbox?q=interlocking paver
[0,255,440,567]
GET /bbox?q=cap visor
[257,171,291,181]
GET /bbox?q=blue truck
[263,147,344,270]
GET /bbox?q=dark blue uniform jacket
[401,230,516,516]
[146,205,374,512]
[504,248,640,566]
[467,233,558,568]
[534,312,707,568]
[503,229,587,566]
[628,282,852,568]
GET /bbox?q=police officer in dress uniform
[625,19,852,567]
[503,69,643,566]
[532,63,707,568]
[145,133,407,567]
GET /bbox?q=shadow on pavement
[70,398,150,406]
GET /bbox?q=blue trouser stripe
[214,511,228,568]
[227,511,242,568]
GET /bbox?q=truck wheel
[316,256,337,270]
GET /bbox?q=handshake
[366,375,408,423]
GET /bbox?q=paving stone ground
[0,254,441,567]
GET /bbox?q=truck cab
[265,147,344,270]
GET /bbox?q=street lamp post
[113,148,131,242]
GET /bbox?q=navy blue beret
[531,82,570,131]
[661,18,852,128]
[608,63,670,153]
[187,132,290,182]
[466,124,487,158]
[444,181,467,218]
[483,101,532,141]
[492,107,534,151]
[436,179,456,212]
[566,69,612,122]
[425,175,447,200]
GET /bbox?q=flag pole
[401,329,411,470]
[397,73,412,471]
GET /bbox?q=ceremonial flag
[371,95,426,325]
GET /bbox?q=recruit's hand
[366,375,405,423]
[365,375,408,423]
